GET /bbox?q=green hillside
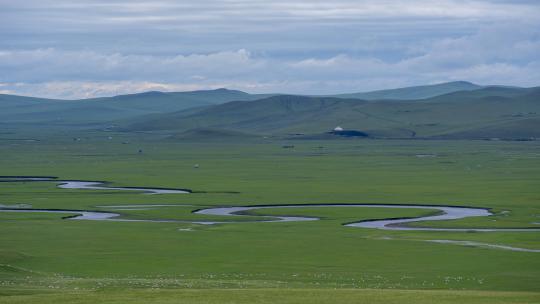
[333,81,483,100]
[85,88,271,112]
[0,89,271,125]
[2,83,539,140]
[126,95,364,134]
[126,87,540,140]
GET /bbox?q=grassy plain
[2,289,540,304]
[0,132,539,302]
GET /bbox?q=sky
[1,0,539,99]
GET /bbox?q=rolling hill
[125,86,540,140]
[332,81,483,100]
[2,82,538,140]
[0,82,486,127]
[0,88,272,125]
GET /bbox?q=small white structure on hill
[333,126,344,131]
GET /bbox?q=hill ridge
[124,86,540,140]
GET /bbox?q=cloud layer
[1,0,539,98]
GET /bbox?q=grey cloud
[0,0,539,97]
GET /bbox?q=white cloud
[1,23,539,99]
[0,49,265,83]
[5,0,538,23]
[1,1,539,97]
[0,81,214,99]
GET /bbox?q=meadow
[1,132,539,303]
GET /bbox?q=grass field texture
[1,134,539,302]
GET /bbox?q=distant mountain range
[0,88,272,125]
[1,82,539,140]
[330,81,483,100]
[125,86,540,140]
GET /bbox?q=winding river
[1,176,540,232]
[0,176,189,194]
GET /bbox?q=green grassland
[1,133,539,302]
[2,289,539,304]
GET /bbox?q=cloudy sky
[1,0,539,99]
